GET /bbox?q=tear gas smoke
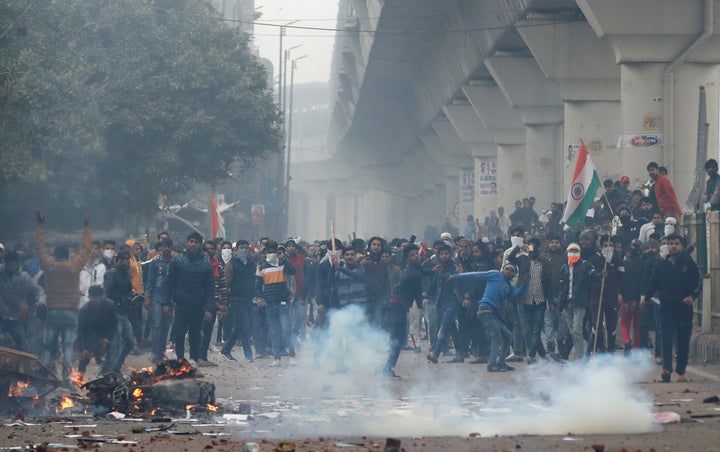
[264,306,657,437]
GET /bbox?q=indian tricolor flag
[209,194,227,240]
[561,140,602,229]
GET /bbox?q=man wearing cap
[449,264,527,372]
[619,176,633,206]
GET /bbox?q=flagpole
[592,196,618,355]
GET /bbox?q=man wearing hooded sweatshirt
[425,244,463,364]
[645,234,700,382]
[449,264,527,372]
[36,210,92,383]
[559,242,599,360]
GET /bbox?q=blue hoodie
[453,270,526,311]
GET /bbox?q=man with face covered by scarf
[592,233,624,353]
[620,240,646,354]
[559,242,600,360]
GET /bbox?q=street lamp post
[285,55,308,207]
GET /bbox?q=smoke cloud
[260,306,658,437]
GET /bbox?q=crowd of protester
[0,159,717,385]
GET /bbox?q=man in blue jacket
[450,264,527,372]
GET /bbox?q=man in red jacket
[647,161,682,218]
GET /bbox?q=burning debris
[2,353,217,419]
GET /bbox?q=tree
[0,0,281,235]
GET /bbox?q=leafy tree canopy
[0,0,281,235]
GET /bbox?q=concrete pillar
[517,21,622,191]
[578,0,720,207]
[485,56,564,210]
[462,83,526,212]
[442,103,499,225]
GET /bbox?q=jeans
[383,303,407,370]
[660,302,693,375]
[504,297,525,356]
[408,298,426,345]
[432,302,462,358]
[199,310,216,360]
[521,302,547,358]
[171,309,203,361]
[0,317,29,352]
[253,304,270,356]
[544,298,561,352]
[564,306,586,360]
[40,308,77,380]
[107,313,136,372]
[221,301,254,360]
[291,298,307,345]
[426,301,438,350]
[265,301,294,360]
[652,302,663,359]
[479,309,511,366]
[151,301,172,359]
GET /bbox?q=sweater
[163,251,215,312]
[36,225,91,309]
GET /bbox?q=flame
[58,396,74,411]
[32,394,40,408]
[151,409,157,416]
[185,404,195,410]
[132,388,143,399]
[69,370,85,389]
[206,403,219,412]
[8,380,30,397]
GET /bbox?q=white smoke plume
[267,306,658,437]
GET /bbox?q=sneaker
[487,364,504,373]
[445,357,464,363]
[676,374,688,383]
[270,359,282,367]
[426,353,438,364]
[660,370,671,383]
[245,357,254,363]
[624,342,632,357]
[220,351,237,362]
[469,357,488,364]
[188,359,199,369]
[382,368,401,380]
[499,363,516,372]
[505,354,524,363]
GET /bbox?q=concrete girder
[484,56,563,125]
[516,21,620,102]
[577,0,720,63]
[442,103,496,145]
[429,119,473,170]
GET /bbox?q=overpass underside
[290,0,720,241]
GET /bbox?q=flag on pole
[561,140,602,229]
[209,194,227,240]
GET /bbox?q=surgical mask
[103,249,115,261]
[664,225,675,236]
[221,249,232,263]
[659,244,669,259]
[510,236,524,248]
[266,253,279,266]
[236,249,248,262]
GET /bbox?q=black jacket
[559,258,599,309]
[645,253,701,305]
[164,251,214,312]
[104,267,133,316]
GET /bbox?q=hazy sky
[252,0,340,84]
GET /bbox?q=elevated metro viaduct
[289,0,720,242]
